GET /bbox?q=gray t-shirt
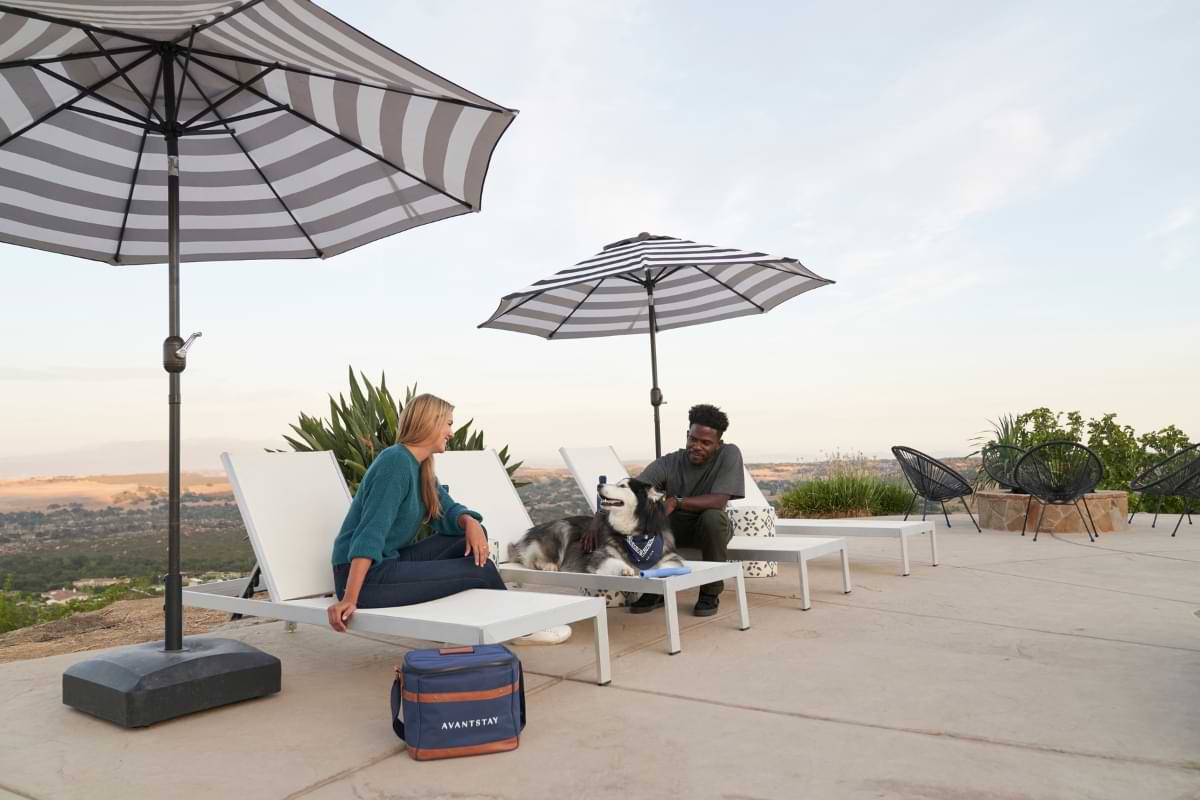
[637,443,745,501]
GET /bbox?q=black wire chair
[892,446,981,531]
[1013,441,1104,542]
[982,444,1025,492]
[1128,443,1200,536]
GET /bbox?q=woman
[327,393,504,632]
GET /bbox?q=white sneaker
[510,624,572,646]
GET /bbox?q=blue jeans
[333,534,505,608]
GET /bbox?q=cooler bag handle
[391,672,405,740]
[518,664,526,730]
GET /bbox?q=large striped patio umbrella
[0,0,515,725]
[480,232,833,457]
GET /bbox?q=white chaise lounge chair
[182,451,612,685]
[431,450,750,656]
[729,467,937,576]
[562,446,935,577]
[560,447,852,610]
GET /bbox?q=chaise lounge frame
[182,451,611,685]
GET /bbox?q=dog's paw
[621,564,638,577]
[541,563,559,572]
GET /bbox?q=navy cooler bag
[391,644,526,760]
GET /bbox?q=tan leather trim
[408,737,519,760]
[402,680,518,704]
[438,646,475,655]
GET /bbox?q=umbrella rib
[480,290,545,325]
[0,48,157,150]
[184,47,511,114]
[188,54,474,210]
[181,63,276,129]
[0,45,151,70]
[32,62,151,124]
[83,30,163,125]
[175,27,197,109]
[65,105,148,129]
[694,266,766,312]
[176,57,323,257]
[652,266,681,284]
[185,105,285,132]
[547,280,604,340]
[114,62,162,264]
[113,125,151,263]
[0,3,160,45]
[744,259,836,285]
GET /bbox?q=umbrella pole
[63,45,280,729]
[647,282,663,459]
[162,52,184,652]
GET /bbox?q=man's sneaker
[628,593,665,614]
[693,594,720,617]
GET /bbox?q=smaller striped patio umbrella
[480,232,834,457]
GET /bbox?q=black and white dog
[508,478,683,603]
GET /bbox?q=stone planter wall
[976,490,1129,533]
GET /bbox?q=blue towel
[639,566,692,578]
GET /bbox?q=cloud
[1147,205,1195,239]
[1146,204,1196,271]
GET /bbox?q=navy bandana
[622,533,664,570]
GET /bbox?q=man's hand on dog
[581,511,604,552]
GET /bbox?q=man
[632,403,743,617]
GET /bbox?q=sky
[1,0,1198,476]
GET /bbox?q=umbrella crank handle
[163,332,202,373]
[650,387,665,407]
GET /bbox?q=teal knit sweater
[330,445,483,566]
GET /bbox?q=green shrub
[281,368,523,494]
[974,408,1194,511]
[0,576,38,634]
[0,577,158,636]
[777,457,913,518]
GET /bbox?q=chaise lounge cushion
[727,505,778,577]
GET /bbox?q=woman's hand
[327,597,356,632]
[330,558,370,632]
[462,517,491,567]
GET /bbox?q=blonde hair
[396,393,454,523]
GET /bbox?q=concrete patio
[1,514,1197,800]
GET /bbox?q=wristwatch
[674,495,684,509]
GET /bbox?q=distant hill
[0,472,229,513]
[0,438,276,480]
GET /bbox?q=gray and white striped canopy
[480,233,834,339]
[0,0,515,264]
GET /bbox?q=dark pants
[333,534,505,608]
[671,508,732,597]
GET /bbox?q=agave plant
[967,413,1022,491]
[281,368,523,494]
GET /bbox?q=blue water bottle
[597,475,607,512]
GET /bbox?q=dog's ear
[636,487,669,537]
[627,478,650,494]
